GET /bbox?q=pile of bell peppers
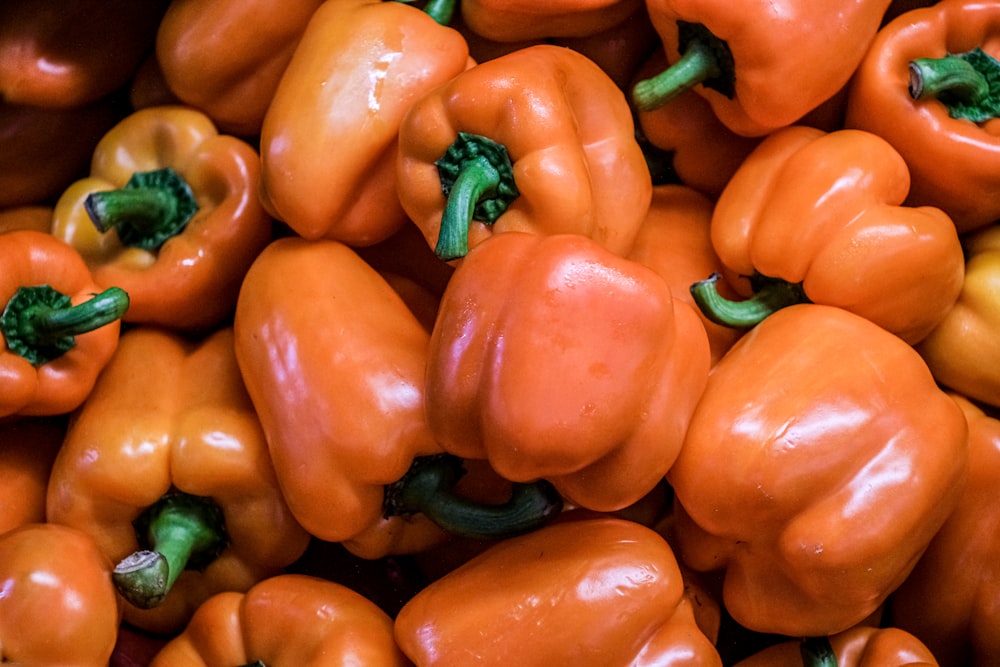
[4,0,1000,664]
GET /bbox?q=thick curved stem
[384,454,563,540]
[84,167,199,250]
[1,285,129,366]
[689,272,809,328]
[113,491,228,609]
[908,47,1000,122]
[434,132,519,261]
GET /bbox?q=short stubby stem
[84,167,199,251]
[1,284,129,366]
[908,47,1000,122]
[418,0,455,25]
[631,21,735,112]
[434,132,519,262]
[113,491,228,609]
[800,636,838,667]
[690,272,809,328]
[384,454,563,540]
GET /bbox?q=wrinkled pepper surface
[0,230,128,418]
[259,0,470,246]
[693,125,964,345]
[395,517,722,666]
[890,394,1000,667]
[0,417,64,536]
[397,43,652,261]
[156,0,323,137]
[235,236,561,560]
[149,574,408,666]
[459,0,643,42]
[633,0,891,136]
[45,325,311,635]
[667,304,969,637]
[50,105,273,333]
[733,626,939,667]
[0,522,121,667]
[0,0,166,108]
[845,0,1000,233]
[425,231,710,512]
[917,223,1000,408]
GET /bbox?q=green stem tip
[908,47,1000,122]
[800,636,838,667]
[113,491,228,609]
[384,454,563,540]
[390,0,456,25]
[434,132,519,262]
[631,21,735,112]
[689,272,809,329]
[84,167,199,251]
[1,285,129,366]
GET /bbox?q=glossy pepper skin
[259,0,470,246]
[0,0,166,108]
[234,236,449,559]
[633,0,891,137]
[845,0,1000,233]
[397,43,652,262]
[700,125,964,345]
[0,522,121,667]
[459,0,643,42]
[733,626,939,667]
[426,231,710,512]
[50,105,273,333]
[0,417,64,535]
[890,395,1000,667]
[396,517,722,666]
[667,304,969,637]
[149,574,409,666]
[917,224,1000,408]
[45,325,311,636]
[156,0,323,137]
[627,184,743,365]
[0,230,128,418]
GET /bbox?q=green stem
[689,272,809,328]
[420,0,455,25]
[238,662,266,667]
[113,491,228,609]
[384,454,563,540]
[908,48,1000,122]
[632,21,734,112]
[1,285,129,366]
[800,636,837,667]
[434,132,519,262]
[84,167,199,251]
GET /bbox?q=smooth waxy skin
[667,304,969,637]
[734,626,939,666]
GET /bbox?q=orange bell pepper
[155,0,324,137]
[258,0,470,246]
[395,517,723,666]
[917,224,1000,408]
[0,204,52,234]
[396,43,652,262]
[0,522,121,667]
[50,105,273,333]
[890,394,1000,667]
[234,236,562,560]
[149,573,409,666]
[0,100,121,209]
[458,0,643,42]
[633,0,891,137]
[627,184,744,365]
[667,303,969,637]
[0,230,128,418]
[845,0,1000,233]
[0,417,64,535]
[425,231,710,512]
[551,7,660,90]
[691,125,964,345]
[45,325,311,635]
[733,626,939,667]
[0,0,166,108]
